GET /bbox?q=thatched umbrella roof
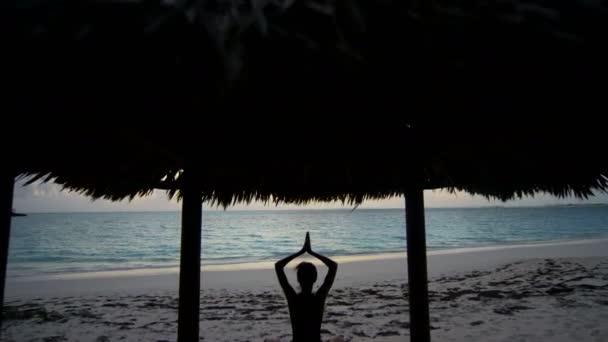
[2,0,608,340]
[12,119,608,205]
[4,0,607,204]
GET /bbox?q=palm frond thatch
[3,0,608,206]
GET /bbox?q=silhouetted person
[275,232,338,342]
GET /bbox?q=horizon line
[14,203,608,214]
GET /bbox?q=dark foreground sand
[3,240,608,341]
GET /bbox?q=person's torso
[288,292,326,342]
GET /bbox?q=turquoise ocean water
[7,206,608,278]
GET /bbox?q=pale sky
[11,179,608,213]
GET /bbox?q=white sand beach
[3,238,608,341]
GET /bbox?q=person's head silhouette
[296,261,317,293]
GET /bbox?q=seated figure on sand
[274,232,342,342]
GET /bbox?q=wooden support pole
[405,187,431,342]
[177,171,202,342]
[0,172,14,332]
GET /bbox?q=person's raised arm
[305,232,337,297]
[275,244,305,298]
